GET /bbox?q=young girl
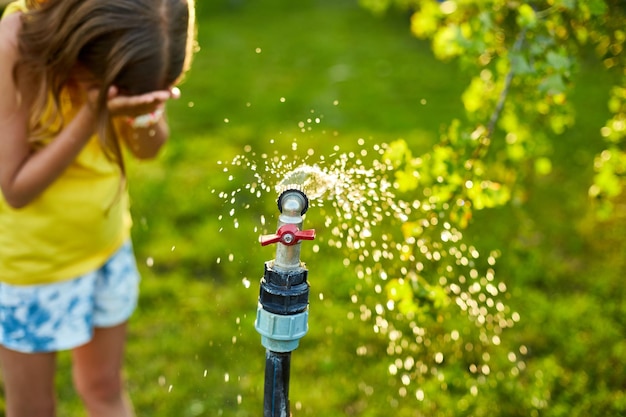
[0,0,196,416]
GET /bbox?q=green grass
[2,0,625,416]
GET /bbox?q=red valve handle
[259,223,316,246]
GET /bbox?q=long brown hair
[14,0,196,166]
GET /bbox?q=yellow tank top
[0,1,132,285]
[2,0,24,16]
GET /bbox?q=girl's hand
[105,86,181,118]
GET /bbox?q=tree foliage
[365,0,625,216]
[354,0,626,415]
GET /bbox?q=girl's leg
[0,346,57,417]
[71,323,135,417]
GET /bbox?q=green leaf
[535,157,553,176]
[507,143,526,161]
[540,74,567,94]
[510,52,534,74]
[383,139,411,168]
[553,0,576,10]
[433,25,464,59]
[386,278,413,302]
[594,169,622,197]
[516,4,537,29]
[410,2,441,38]
[587,0,608,16]
[546,50,572,74]
[401,221,424,239]
[462,77,488,113]
[466,181,510,209]
[395,168,419,192]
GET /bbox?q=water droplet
[416,389,425,401]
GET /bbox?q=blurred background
[1,0,625,416]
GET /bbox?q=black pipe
[264,351,291,417]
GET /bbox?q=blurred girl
[0,0,195,415]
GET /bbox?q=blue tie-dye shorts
[0,241,140,353]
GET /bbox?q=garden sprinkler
[256,189,315,417]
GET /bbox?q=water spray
[256,189,315,417]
